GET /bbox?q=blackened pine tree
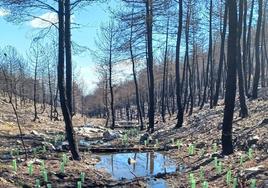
[221,0,237,155]
[175,0,183,128]
[252,0,263,99]
[58,0,80,160]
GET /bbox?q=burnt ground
[0,90,267,188]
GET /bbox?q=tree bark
[161,17,169,123]
[222,0,237,155]
[252,0,263,99]
[175,0,183,128]
[65,0,72,116]
[145,0,154,133]
[237,0,248,118]
[58,0,80,160]
[213,1,228,106]
[246,0,255,95]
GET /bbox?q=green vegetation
[188,144,195,156]
[77,181,82,188]
[226,169,232,186]
[250,179,256,188]
[80,172,85,183]
[28,163,33,176]
[12,159,17,172]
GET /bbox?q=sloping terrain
[0,90,267,187]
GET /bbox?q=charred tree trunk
[33,57,39,121]
[222,0,237,155]
[201,0,213,110]
[65,0,73,116]
[58,0,80,160]
[214,1,228,106]
[145,0,155,133]
[252,0,263,99]
[246,0,255,95]
[237,0,248,118]
[175,0,183,128]
[261,2,267,87]
[161,17,169,123]
[242,0,248,95]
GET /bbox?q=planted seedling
[28,163,33,176]
[214,157,218,168]
[80,172,85,183]
[213,143,217,153]
[240,155,244,165]
[191,178,196,188]
[33,148,37,156]
[189,173,196,188]
[171,138,175,145]
[60,162,65,173]
[35,179,40,188]
[43,170,48,182]
[176,140,181,149]
[77,181,82,188]
[188,144,195,156]
[10,149,14,156]
[43,145,46,153]
[216,161,222,174]
[226,169,232,186]
[200,148,205,157]
[144,140,147,147]
[179,164,184,172]
[41,160,45,171]
[250,179,256,188]
[202,181,208,188]
[15,148,19,156]
[248,148,253,159]
[122,134,128,145]
[155,139,159,147]
[62,154,68,165]
[12,159,17,172]
[125,134,128,143]
[199,167,205,181]
[233,177,238,188]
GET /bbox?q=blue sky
[0,2,115,93]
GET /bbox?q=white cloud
[114,61,133,81]
[79,64,98,94]
[29,12,58,28]
[29,12,75,28]
[0,8,10,17]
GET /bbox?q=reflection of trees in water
[111,154,114,175]
[102,152,174,179]
[133,153,137,171]
[149,152,154,175]
[146,152,149,171]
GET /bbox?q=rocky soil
[0,89,267,188]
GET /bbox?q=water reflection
[96,152,176,180]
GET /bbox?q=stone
[42,142,56,150]
[103,130,121,141]
[139,133,152,144]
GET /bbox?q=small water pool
[95,152,177,187]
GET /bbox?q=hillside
[0,90,267,188]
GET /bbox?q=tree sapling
[12,159,17,172]
[80,172,85,183]
[35,179,40,188]
[226,169,232,186]
[60,162,65,173]
[77,181,82,188]
[28,163,33,176]
[250,179,256,188]
[202,181,208,188]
